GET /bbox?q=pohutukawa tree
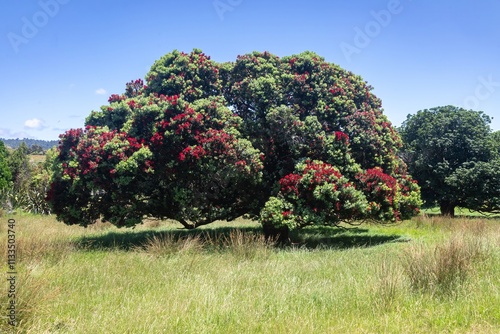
[48,49,421,236]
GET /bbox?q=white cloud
[0,128,31,139]
[95,88,107,95]
[24,118,47,130]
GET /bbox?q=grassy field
[423,207,500,218]
[1,213,499,333]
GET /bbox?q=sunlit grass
[0,213,499,333]
[422,206,500,218]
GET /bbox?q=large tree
[48,49,421,234]
[399,106,495,216]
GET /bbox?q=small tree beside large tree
[400,105,499,216]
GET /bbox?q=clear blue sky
[1,0,499,140]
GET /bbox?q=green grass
[423,206,500,218]
[1,214,499,333]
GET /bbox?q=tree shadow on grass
[291,226,409,250]
[423,208,500,220]
[75,224,408,252]
[75,226,263,251]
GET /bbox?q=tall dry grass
[401,217,497,295]
[0,268,59,332]
[0,214,84,332]
[136,229,273,260]
[1,213,499,333]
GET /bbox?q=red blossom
[334,131,349,143]
[279,174,301,195]
[108,94,124,103]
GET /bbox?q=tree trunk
[178,219,196,229]
[262,224,290,245]
[440,201,455,218]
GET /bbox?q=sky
[1,0,499,141]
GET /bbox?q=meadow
[1,213,499,333]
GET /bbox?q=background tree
[23,148,55,214]
[48,49,421,234]
[491,130,500,157]
[0,140,12,191]
[445,160,500,214]
[399,106,494,216]
[7,142,31,195]
[28,144,45,155]
[1,142,54,214]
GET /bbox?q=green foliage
[357,167,422,221]
[224,50,419,234]
[0,140,11,190]
[446,160,500,214]
[0,144,53,214]
[491,130,500,158]
[260,160,368,232]
[260,160,422,236]
[51,90,263,228]
[400,106,495,216]
[145,49,222,102]
[8,142,30,191]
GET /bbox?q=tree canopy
[399,105,498,216]
[491,130,500,157]
[48,49,421,235]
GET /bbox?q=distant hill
[0,138,59,151]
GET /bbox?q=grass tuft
[372,257,404,310]
[0,268,59,332]
[401,229,490,295]
[135,229,272,260]
[137,233,204,257]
